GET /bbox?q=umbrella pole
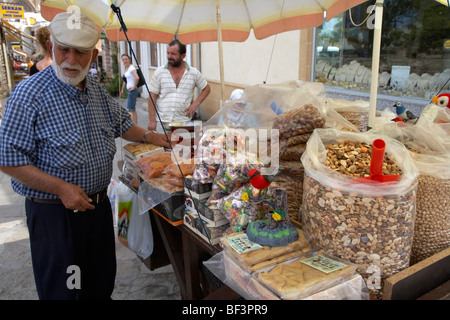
[368,0,384,128]
[216,0,226,107]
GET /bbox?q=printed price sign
[301,255,348,274]
[226,233,262,254]
[1,5,24,19]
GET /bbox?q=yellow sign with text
[444,39,450,51]
[1,5,24,19]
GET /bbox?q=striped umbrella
[41,0,369,103]
[434,0,449,6]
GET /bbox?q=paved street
[0,95,181,300]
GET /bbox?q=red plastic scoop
[353,139,400,183]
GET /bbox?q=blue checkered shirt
[0,66,134,199]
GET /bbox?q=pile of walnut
[325,140,402,178]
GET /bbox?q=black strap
[110,4,216,254]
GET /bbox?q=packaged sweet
[123,142,164,161]
[255,251,356,300]
[165,175,184,187]
[136,160,166,179]
[220,229,309,266]
[163,158,195,178]
[135,152,174,179]
[216,182,271,232]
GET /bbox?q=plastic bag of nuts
[273,173,304,226]
[300,129,419,299]
[411,171,449,264]
[272,104,325,139]
[370,123,450,265]
[324,98,369,132]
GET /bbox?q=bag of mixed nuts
[371,123,450,265]
[300,128,419,298]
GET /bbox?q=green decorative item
[246,188,298,246]
[247,219,298,247]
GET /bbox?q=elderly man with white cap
[0,12,171,300]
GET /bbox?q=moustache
[59,62,82,71]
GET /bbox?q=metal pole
[216,0,226,107]
[368,0,384,128]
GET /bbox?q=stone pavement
[0,96,181,300]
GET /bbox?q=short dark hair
[168,39,186,55]
[121,54,131,60]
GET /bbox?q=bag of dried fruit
[300,128,419,299]
[371,123,450,265]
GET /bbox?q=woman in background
[120,54,139,124]
[29,27,52,76]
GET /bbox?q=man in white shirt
[148,39,211,133]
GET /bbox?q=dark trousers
[25,197,116,300]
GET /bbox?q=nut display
[411,174,450,264]
[325,141,402,178]
[301,175,417,298]
[272,104,325,139]
[279,143,307,161]
[301,134,418,298]
[273,173,303,225]
[337,111,369,132]
[280,133,312,148]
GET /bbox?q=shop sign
[0,5,24,19]
[444,39,450,52]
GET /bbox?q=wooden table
[150,208,240,300]
[118,176,239,299]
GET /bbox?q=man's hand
[58,183,95,212]
[185,103,198,119]
[147,132,173,148]
[0,165,95,212]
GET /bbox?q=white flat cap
[49,12,99,50]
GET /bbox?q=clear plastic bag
[272,104,326,139]
[137,175,183,212]
[115,181,154,259]
[204,80,326,130]
[300,129,419,298]
[128,209,154,259]
[135,151,173,179]
[163,158,195,178]
[203,250,369,300]
[279,143,307,161]
[324,98,369,132]
[415,104,450,149]
[371,123,450,265]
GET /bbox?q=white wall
[200,29,300,87]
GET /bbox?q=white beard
[51,51,92,86]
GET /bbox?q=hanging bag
[122,66,145,87]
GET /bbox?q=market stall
[113,81,449,300]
